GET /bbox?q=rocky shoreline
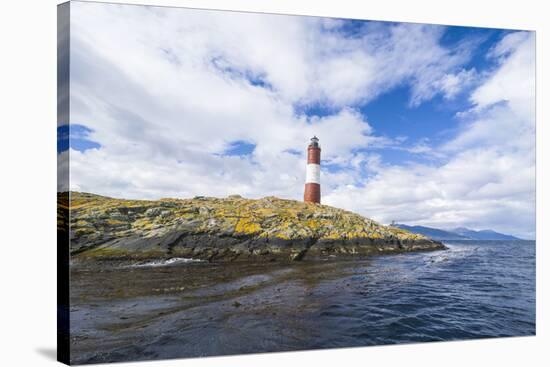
[64,192,446,262]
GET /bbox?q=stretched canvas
[57,1,536,365]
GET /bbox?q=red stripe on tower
[304,136,321,204]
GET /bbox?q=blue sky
[57,124,101,153]
[63,2,535,238]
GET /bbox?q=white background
[0,0,547,365]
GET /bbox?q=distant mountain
[393,224,469,240]
[393,224,521,241]
[452,227,521,241]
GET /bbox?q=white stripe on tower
[306,164,320,184]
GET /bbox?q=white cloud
[324,32,536,239]
[67,2,467,197]
[471,31,535,124]
[437,68,478,100]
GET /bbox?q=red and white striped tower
[304,136,321,204]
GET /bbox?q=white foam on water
[130,257,204,268]
[425,243,479,265]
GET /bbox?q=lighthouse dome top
[310,136,319,147]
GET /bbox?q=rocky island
[63,192,445,262]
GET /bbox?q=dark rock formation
[66,192,446,262]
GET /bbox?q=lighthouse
[304,136,321,204]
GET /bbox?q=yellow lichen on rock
[66,191,434,257]
[234,217,262,235]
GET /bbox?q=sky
[58,1,536,239]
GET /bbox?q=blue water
[310,240,536,345]
[70,240,536,364]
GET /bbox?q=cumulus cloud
[63,2,535,239]
[324,32,536,238]
[437,68,478,100]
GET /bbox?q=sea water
[70,240,535,364]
